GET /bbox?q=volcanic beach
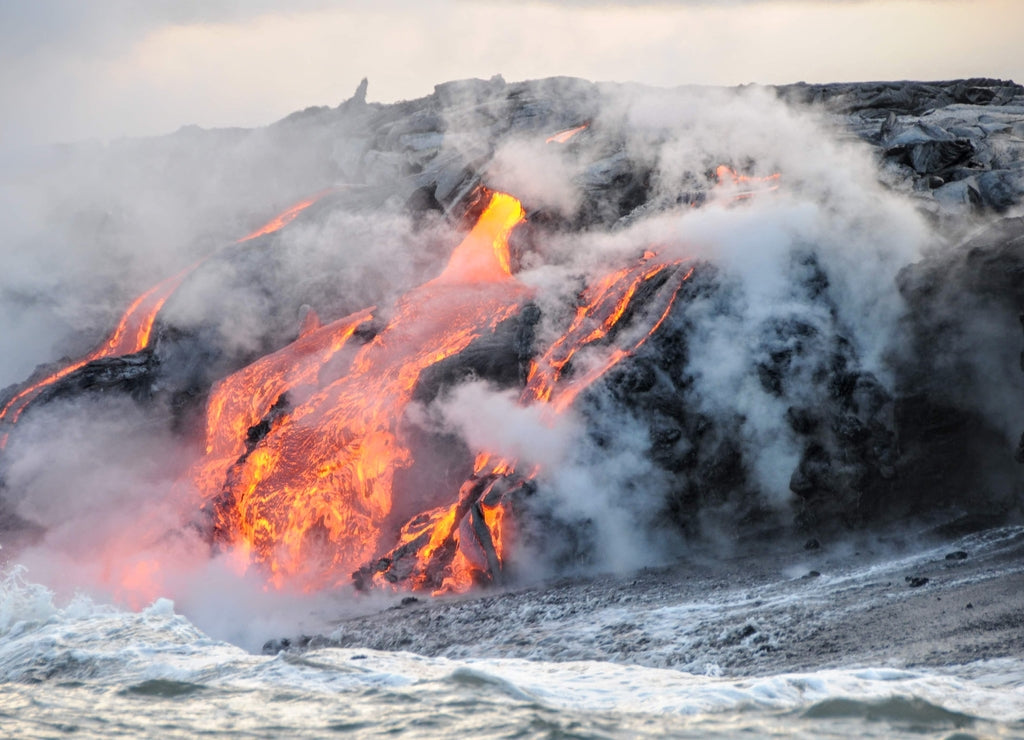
[1,75,1023,737]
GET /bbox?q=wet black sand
[283,525,1024,677]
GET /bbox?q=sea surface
[2,530,1024,738]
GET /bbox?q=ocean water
[2,566,1023,739]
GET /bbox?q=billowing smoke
[0,76,1020,634]
[420,82,939,576]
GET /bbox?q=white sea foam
[1,565,1022,735]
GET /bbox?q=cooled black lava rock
[772,79,1024,215]
[1,76,1022,569]
[0,350,161,439]
[776,79,1023,117]
[883,122,976,176]
[34,350,158,405]
[896,216,1024,520]
[412,303,541,403]
[244,393,291,452]
[977,170,1024,213]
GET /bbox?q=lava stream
[545,123,590,144]
[366,253,694,595]
[0,193,326,450]
[191,306,375,507]
[715,165,781,200]
[237,192,327,242]
[202,192,531,590]
[0,269,188,449]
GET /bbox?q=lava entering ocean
[3,76,1023,635]
[0,175,703,598]
[195,189,692,594]
[0,162,765,598]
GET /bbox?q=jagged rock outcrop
[776,79,1024,216]
[894,216,1024,523]
[1,77,1022,559]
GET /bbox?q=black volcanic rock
[776,79,1023,117]
[1,76,1023,570]
[1,350,160,426]
[895,216,1024,519]
[771,79,1024,216]
[411,304,540,404]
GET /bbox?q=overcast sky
[2,0,1023,146]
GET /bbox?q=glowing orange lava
[191,307,375,508]
[365,251,693,595]
[237,192,326,242]
[0,193,327,450]
[715,165,781,200]
[200,191,531,590]
[3,181,695,600]
[546,123,590,144]
[526,258,689,414]
[0,268,189,449]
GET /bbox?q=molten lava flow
[545,122,590,144]
[237,191,327,242]
[298,308,323,337]
[365,253,694,595]
[191,307,375,507]
[0,268,190,449]
[0,193,328,451]
[358,467,522,595]
[526,257,690,414]
[203,191,531,590]
[715,165,781,200]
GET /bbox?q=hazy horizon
[2,0,1023,148]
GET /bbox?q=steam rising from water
[432,84,933,574]
[0,79,982,637]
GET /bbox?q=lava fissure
[2,76,1022,613]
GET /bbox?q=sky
[2,0,1023,146]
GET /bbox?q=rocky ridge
[1,76,1022,563]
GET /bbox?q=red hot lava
[0,269,186,446]
[237,192,328,242]
[194,190,694,594]
[715,165,781,200]
[361,251,692,594]
[545,123,590,144]
[1,181,696,599]
[199,192,532,590]
[0,195,324,451]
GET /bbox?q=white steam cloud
[0,78,961,640]
[422,83,933,573]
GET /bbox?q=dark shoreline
[274,524,1024,677]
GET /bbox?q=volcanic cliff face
[0,76,1022,598]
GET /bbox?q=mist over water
[3,531,1024,739]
